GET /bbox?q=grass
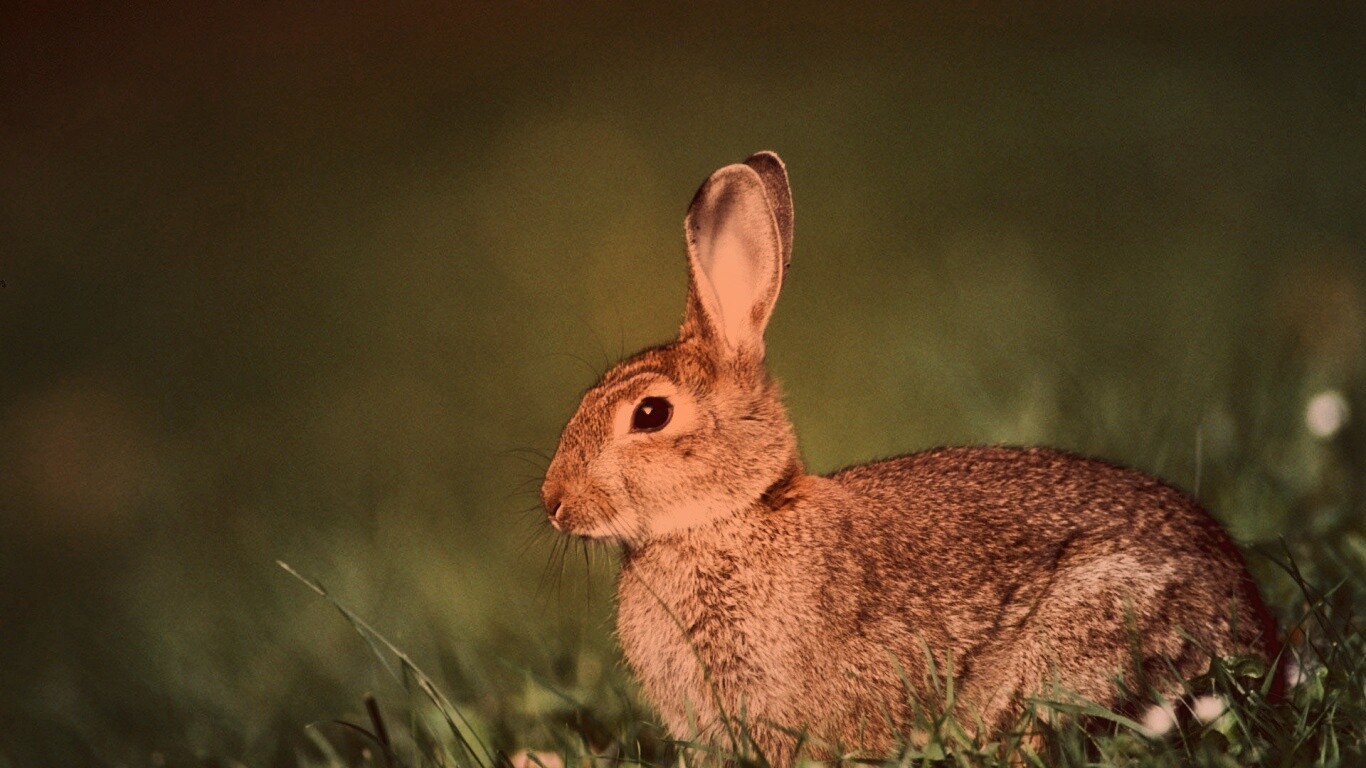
[276,548,1365,768]
[276,479,1366,768]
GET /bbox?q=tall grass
[280,539,1365,768]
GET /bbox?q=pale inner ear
[683,163,784,356]
[705,229,766,347]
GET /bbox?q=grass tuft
[283,546,1365,768]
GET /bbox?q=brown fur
[541,152,1275,766]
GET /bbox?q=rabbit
[539,151,1277,764]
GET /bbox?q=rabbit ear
[682,162,784,359]
[743,151,793,279]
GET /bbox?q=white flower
[509,750,564,768]
[1138,701,1177,738]
[1305,390,1350,439]
[1285,657,1304,689]
[1191,694,1227,724]
[1285,656,1322,690]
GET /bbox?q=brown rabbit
[540,152,1275,764]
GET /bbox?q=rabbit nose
[545,497,568,532]
[542,485,564,520]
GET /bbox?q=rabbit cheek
[573,455,644,541]
[605,438,731,537]
[646,495,736,537]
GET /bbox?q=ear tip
[689,163,767,209]
[744,152,788,188]
[743,150,786,171]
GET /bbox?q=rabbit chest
[615,522,819,736]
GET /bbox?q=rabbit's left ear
[682,161,784,360]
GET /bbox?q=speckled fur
[541,153,1275,766]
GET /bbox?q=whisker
[577,309,616,373]
[508,476,545,493]
[557,534,574,597]
[538,533,566,596]
[546,350,602,380]
[501,446,553,461]
[501,452,551,473]
[581,539,593,606]
[516,516,552,554]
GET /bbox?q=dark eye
[631,396,673,432]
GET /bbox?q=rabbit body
[616,446,1271,759]
[541,152,1274,764]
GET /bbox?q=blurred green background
[2,2,1363,766]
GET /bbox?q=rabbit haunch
[540,152,1275,765]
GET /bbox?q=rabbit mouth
[549,499,633,541]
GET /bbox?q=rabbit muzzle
[541,472,627,540]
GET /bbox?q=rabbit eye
[631,396,673,433]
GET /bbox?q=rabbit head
[541,152,801,546]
